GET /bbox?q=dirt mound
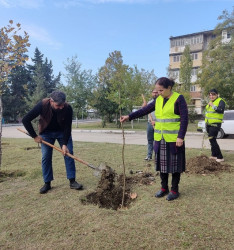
[186,155,232,174]
[80,166,155,210]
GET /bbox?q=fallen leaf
[130,192,137,199]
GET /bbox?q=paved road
[2,125,234,151]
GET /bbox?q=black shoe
[70,181,83,190]
[166,192,180,201]
[40,183,51,194]
[155,189,169,198]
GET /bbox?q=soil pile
[186,154,232,174]
[80,166,155,210]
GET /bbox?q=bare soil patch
[24,146,40,150]
[80,166,155,210]
[0,170,26,182]
[186,154,232,174]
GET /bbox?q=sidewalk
[2,125,234,151]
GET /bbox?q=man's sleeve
[22,102,42,138]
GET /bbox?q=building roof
[169,30,214,40]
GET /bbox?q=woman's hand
[176,138,184,147]
[120,115,129,123]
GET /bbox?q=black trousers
[206,125,223,159]
[160,172,181,193]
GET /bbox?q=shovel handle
[17,128,91,167]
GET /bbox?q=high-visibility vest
[205,97,224,124]
[154,92,181,142]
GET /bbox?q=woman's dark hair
[155,77,175,89]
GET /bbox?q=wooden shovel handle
[17,128,90,167]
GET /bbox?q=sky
[0,0,233,84]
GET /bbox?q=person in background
[142,89,159,161]
[22,90,83,194]
[205,88,225,162]
[120,77,188,201]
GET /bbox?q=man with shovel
[142,89,159,161]
[22,90,83,194]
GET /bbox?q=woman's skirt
[155,138,186,173]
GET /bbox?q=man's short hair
[50,91,66,105]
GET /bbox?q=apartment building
[169,30,215,114]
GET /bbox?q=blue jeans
[40,131,76,183]
[147,122,154,158]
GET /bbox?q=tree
[27,48,61,108]
[0,20,30,168]
[63,56,95,126]
[197,9,234,108]
[179,45,193,92]
[2,66,30,122]
[92,51,123,124]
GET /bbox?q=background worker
[22,90,83,194]
[142,89,159,161]
[120,77,188,201]
[205,88,226,162]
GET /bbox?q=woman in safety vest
[205,89,225,162]
[120,77,188,201]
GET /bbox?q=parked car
[197,110,234,139]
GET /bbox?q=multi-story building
[169,30,215,114]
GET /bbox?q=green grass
[0,138,233,249]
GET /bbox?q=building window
[173,55,181,62]
[192,68,198,76]
[191,53,198,60]
[170,34,203,48]
[190,85,196,92]
[171,70,179,78]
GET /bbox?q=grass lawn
[0,138,233,249]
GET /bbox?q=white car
[197,110,234,139]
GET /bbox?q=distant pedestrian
[22,90,83,194]
[120,77,188,201]
[205,88,225,162]
[142,89,159,161]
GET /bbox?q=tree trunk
[0,96,2,169]
[76,110,79,128]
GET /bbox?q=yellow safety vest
[205,97,224,124]
[154,92,181,142]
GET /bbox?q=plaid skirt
[155,139,186,173]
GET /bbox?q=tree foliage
[2,66,30,122]
[0,20,30,86]
[27,48,61,108]
[92,51,157,125]
[179,45,192,92]
[63,56,96,122]
[197,9,234,108]
[0,20,30,168]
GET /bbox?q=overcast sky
[0,0,233,84]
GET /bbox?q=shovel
[17,128,106,176]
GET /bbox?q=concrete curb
[72,129,137,134]
[72,129,203,136]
